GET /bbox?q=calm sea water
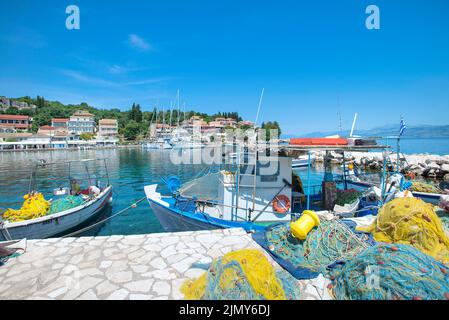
[0,148,212,236]
[378,138,449,155]
[0,137,448,236]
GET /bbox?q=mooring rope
[61,196,147,238]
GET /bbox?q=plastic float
[290,210,320,240]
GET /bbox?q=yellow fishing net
[410,181,442,194]
[181,249,299,300]
[2,193,50,222]
[359,197,449,264]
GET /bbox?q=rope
[0,221,13,241]
[61,196,146,238]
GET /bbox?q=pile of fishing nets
[330,243,449,300]
[181,249,301,300]
[410,181,442,194]
[436,208,449,236]
[264,220,370,275]
[335,189,361,206]
[358,197,449,264]
[2,193,50,222]
[49,195,84,214]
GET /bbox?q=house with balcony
[51,118,70,131]
[97,119,119,146]
[0,115,32,131]
[68,110,95,134]
[98,119,118,137]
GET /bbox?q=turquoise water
[0,148,211,236]
[0,137,448,236]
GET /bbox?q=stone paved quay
[0,228,328,300]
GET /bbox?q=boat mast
[176,89,180,128]
[350,113,358,137]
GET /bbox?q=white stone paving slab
[0,228,324,300]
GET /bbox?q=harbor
[0,228,328,300]
[1,0,449,304]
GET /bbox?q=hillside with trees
[1,96,251,140]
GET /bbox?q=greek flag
[399,119,406,137]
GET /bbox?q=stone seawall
[314,151,449,180]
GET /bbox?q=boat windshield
[178,172,223,203]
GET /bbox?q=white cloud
[127,34,153,52]
[60,69,168,88]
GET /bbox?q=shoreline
[0,144,141,153]
[314,150,449,180]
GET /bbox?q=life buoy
[405,172,416,180]
[273,195,291,214]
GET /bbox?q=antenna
[350,113,358,137]
[254,88,265,127]
[337,111,342,135]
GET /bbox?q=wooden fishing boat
[0,159,113,241]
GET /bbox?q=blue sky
[1,0,448,135]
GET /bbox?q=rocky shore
[313,151,449,180]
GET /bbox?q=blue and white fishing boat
[145,142,390,233]
[145,151,295,233]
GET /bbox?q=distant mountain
[282,124,449,139]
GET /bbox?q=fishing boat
[292,154,316,168]
[0,159,113,241]
[143,137,172,150]
[145,141,389,233]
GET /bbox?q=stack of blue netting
[329,243,449,300]
[254,219,373,279]
[49,195,84,214]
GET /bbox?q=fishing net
[410,181,442,194]
[335,189,361,206]
[265,220,370,275]
[49,195,85,214]
[436,208,449,236]
[181,249,301,300]
[358,197,449,264]
[2,193,50,222]
[178,172,223,202]
[330,243,449,300]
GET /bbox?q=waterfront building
[50,131,69,149]
[68,110,95,134]
[98,119,118,137]
[0,133,50,150]
[51,118,70,131]
[0,114,32,131]
[38,125,57,137]
[0,125,16,134]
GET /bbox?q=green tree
[5,107,18,115]
[123,120,140,140]
[80,133,95,141]
[261,121,282,141]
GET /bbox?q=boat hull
[0,186,112,241]
[149,201,222,232]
